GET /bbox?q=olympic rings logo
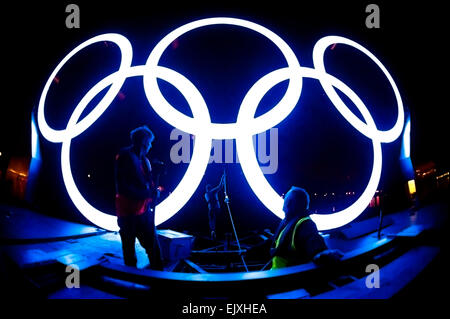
[37,17,404,231]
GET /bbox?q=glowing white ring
[313,36,404,143]
[60,65,212,231]
[143,17,303,138]
[236,67,382,230]
[37,34,133,143]
[37,17,404,232]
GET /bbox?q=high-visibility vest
[271,216,311,269]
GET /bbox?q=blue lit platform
[0,204,106,244]
[0,202,447,299]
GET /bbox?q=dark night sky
[0,1,448,231]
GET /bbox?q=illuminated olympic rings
[37,17,404,231]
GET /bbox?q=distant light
[0,151,2,156]
[171,39,179,49]
[436,172,449,180]
[408,179,416,194]
[87,174,91,178]
[8,168,28,177]
[117,91,126,100]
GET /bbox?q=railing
[84,234,408,298]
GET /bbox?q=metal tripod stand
[222,170,249,272]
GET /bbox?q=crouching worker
[114,125,164,270]
[270,186,343,269]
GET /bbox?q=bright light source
[401,117,411,159]
[31,115,39,159]
[37,17,404,231]
[313,36,404,143]
[408,179,416,194]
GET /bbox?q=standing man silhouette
[204,173,225,240]
[114,125,163,270]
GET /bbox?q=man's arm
[211,174,225,194]
[143,156,159,200]
[115,152,152,200]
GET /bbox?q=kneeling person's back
[271,187,342,269]
[271,214,327,269]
